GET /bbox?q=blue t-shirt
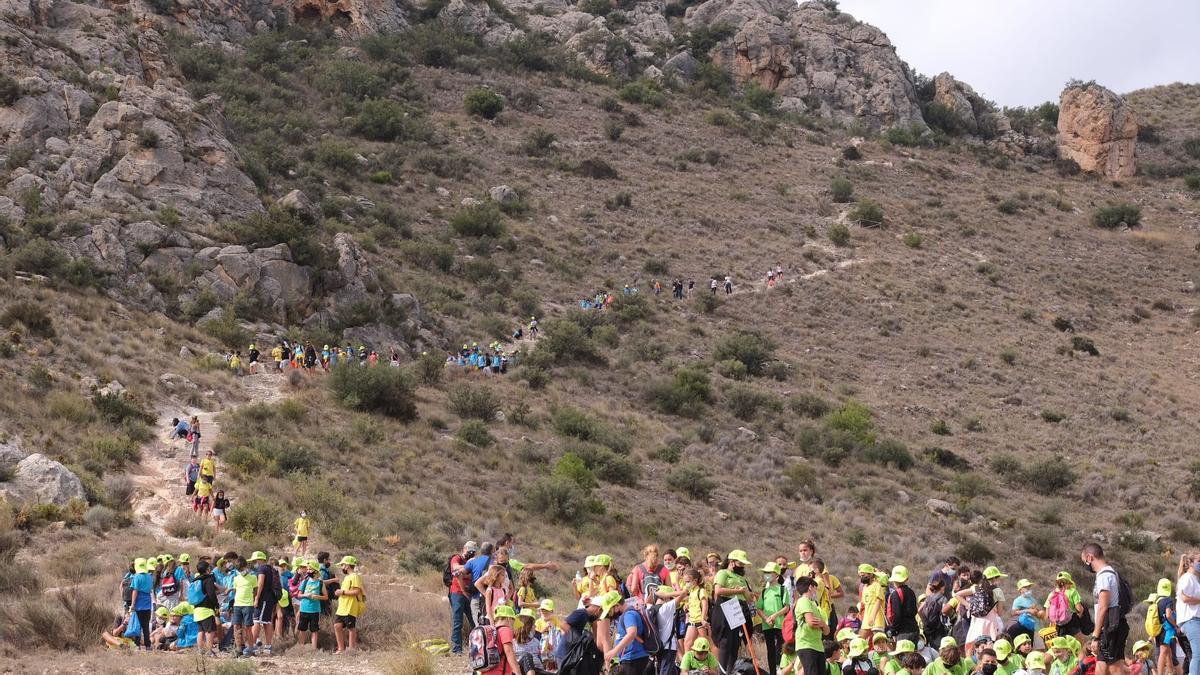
[176,421,190,434]
[176,615,199,648]
[131,572,154,610]
[618,609,649,662]
[465,555,492,592]
[1013,593,1039,630]
[298,577,324,614]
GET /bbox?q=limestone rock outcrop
[931,72,1007,137]
[290,0,407,35]
[1057,83,1138,179]
[697,0,925,129]
[0,453,87,506]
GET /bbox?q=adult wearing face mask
[1080,543,1128,675]
[1176,551,1200,675]
[711,550,756,675]
[973,648,1000,675]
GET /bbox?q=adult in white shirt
[1176,552,1200,675]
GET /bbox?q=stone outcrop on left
[0,453,87,506]
[1057,82,1138,179]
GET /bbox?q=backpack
[279,589,290,608]
[968,586,996,618]
[1047,590,1071,624]
[468,624,502,671]
[187,577,206,605]
[918,595,949,634]
[160,573,178,597]
[263,565,283,600]
[638,564,663,603]
[634,606,663,656]
[1146,600,1163,638]
[782,602,798,644]
[443,555,458,589]
[560,629,604,675]
[1101,570,1133,618]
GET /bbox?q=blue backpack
[187,576,206,605]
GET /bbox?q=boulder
[329,232,377,306]
[699,0,925,128]
[1057,82,1138,179]
[488,185,520,207]
[278,189,320,223]
[0,453,87,505]
[0,439,25,471]
[926,498,959,516]
[931,72,1007,137]
[663,51,699,83]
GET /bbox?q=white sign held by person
[720,599,746,629]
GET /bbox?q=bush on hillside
[550,406,629,454]
[860,437,914,470]
[830,178,854,203]
[227,496,288,540]
[522,128,556,156]
[450,203,505,238]
[0,74,22,105]
[789,392,830,419]
[647,366,712,418]
[617,78,665,107]
[665,464,716,500]
[1184,138,1200,161]
[0,301,54,338]
[351,100,430,142]
[553,453,596,489]
[537,319,604,366]
[447,384,500,421]
[566,440,639,486]
[404,22,479,67]
[226,206,327,268]
[848,199,884,227]
[828,223,850,246]
[524,476,603,525]
[4,238,67,278]
[464,88,504,119]
[573,158,619,179]
[399,240,454,272]
[455,420,495,447]
[714,330,775,376]
[1090,202,1142,229]
[726,385,780,421]
[824,399,874,442]
[328,364,417,421]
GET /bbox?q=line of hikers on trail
[224,340,405,376]
[448,538,1200,675]
[108,547,366,658]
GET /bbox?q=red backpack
[782,602,798,643]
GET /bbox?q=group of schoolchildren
[449,341,519,375]
[225,340,403,376]
[106,548,366,658]
[455,540,1199,675]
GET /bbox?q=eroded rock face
[291,0,407,35]
[931,72,1008,137]
[699,0,925,128]
[1057,83,1138,179]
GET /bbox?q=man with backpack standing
[250,550,279,657]
[1081,544,1129,675]
[886,566,920,647]
[448,541,478,654]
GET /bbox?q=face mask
[665,562,675,570]
[860,576,873,585]
[982,665,998,675]
[764,574,774,583]
[1022,590,1033,598]
[732,565,745,576]
[1193,562,1200,573]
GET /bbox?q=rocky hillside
[2,0,1200,662]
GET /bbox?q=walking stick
[741,623,762,675]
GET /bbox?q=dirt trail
[129,373,287,539]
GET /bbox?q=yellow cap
[1132,640,1152,656]
[890,640,916,655]
[495,604,518,620]
[940,637,958,650]
[1026,652,1047,671]
[592,590,623,619]
[849,638,869,658]
[539,599,555,611]
[983,565,1007,580]
[889,565,909,583]
[727,550,751,566]
[692,637,710,652]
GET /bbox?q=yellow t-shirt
[517,585,537,607]
[861,582,886,630]
[271,347,284,361]
[294,517,310,537]
[196,480,212,498]
[337,572,365,617]
[199,457,215,478]
[818,574,842,616]
[687,586,708,623]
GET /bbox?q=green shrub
[455,420,495,447]
[553,453,596,489]
[842,145,862,160]
[227,496,288,540]
[830,178,854,203]
[828,223,850,246]
[714,330,775,376]
[618,78,665,107]
[0,74,22,105]
[824,399,874,442]
[647,366,712,418]
[1184,138,1200,161]
[315,59,388,101]
[956,537,993,563]
[522,128,556,156]
[573,158,619,179]
[412,350,444,386]
[328,364,417,421]
[902,232,922,248]
[741,83,777,114]
[464,88,504,119]
[0,301,54,338]
[399,240,454,272]
[92,393,152,426]
[352,100,428,142]
[538,319,603,365]
[200,311,250,349]
[931,419,951,436]
[789,393,830,419]
[404,23,479,67]
[524,476,602,524]
[4,239,66,278]
[86,435,141,470]
[226,205,327,268]
[414,151,471,179]
[568,440,638,486]
[665,464,716,500]
[450,203,505,238]
[848,199,884,226]
[1090,202,1142,229]
[550,406,629,453]
[925,446,970,470]
[1022,529,1062,559]
[500,32,563,72]
[860,438,914,470]
[726,385,779,421]
[328,514,374,549]
[604,119,625,141]
[447,384,500,420]
[716,359,748,380]
[47,392,95,424]
[1185,174,1200,192]
[1040,409,1064,423]
[313,139,360,173]
[695,293,721,314]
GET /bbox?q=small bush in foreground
[1,301,54,338]
[848,199,884,226]
[447,384,500,420]
[455,420,495,447]
[227,496,288,540]
[450,203,505,238]
[329,364,417,421]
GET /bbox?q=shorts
[232,606,255,626]
[298,612,321,632]
[296,536,308,542]
[255,599,277,624]
[202,474,214,484]
[197,616,217,633]
[1156,635,1179,664]
[212,508,225,518]
[334,614,357,629]
[1098,618,1129,664]
[185,481,195,496]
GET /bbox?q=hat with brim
[592,590,623,620]
[248,551,267,562]
[1158,578,1174,597]
[872,633,889,645]
[889,565,909,583]
[156,607,170,617]
[338,555,358,567]
[1013,634,1032,649]
[134,558,148,574]
[995,639,1013,660]
[539,599,555,611]
[1132,640,1152,655]
[519,608,536,618]
[890,640,915,656]
[1017,578,1034,590]
[675,547,691,561]
[1050,637,1071,650]
[1026,652,1047,671]
[940,637,958,650]
[584,555,597,568]
[983,566,1007,580]
[178,553,191,564]
[761,562,782,575]
[974,635,993,645]
[727,550,751,566]
[1055,571,1074,583]
[692,637,710,652]
[849,638,869,659]
[836,628,857,642]
[858,563,876,575]
[595,554,612,567]
[494,605,518,620]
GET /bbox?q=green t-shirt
[884,657,905,675]
[758,584,788,630]
[795,596,826,652]
[681,651,719,672]
[923,659,970,675]
[233,571,258,607]
[714,569,749,603]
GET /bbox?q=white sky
[837,0,1200,107]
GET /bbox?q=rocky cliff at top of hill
[1057,82,1139,180]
